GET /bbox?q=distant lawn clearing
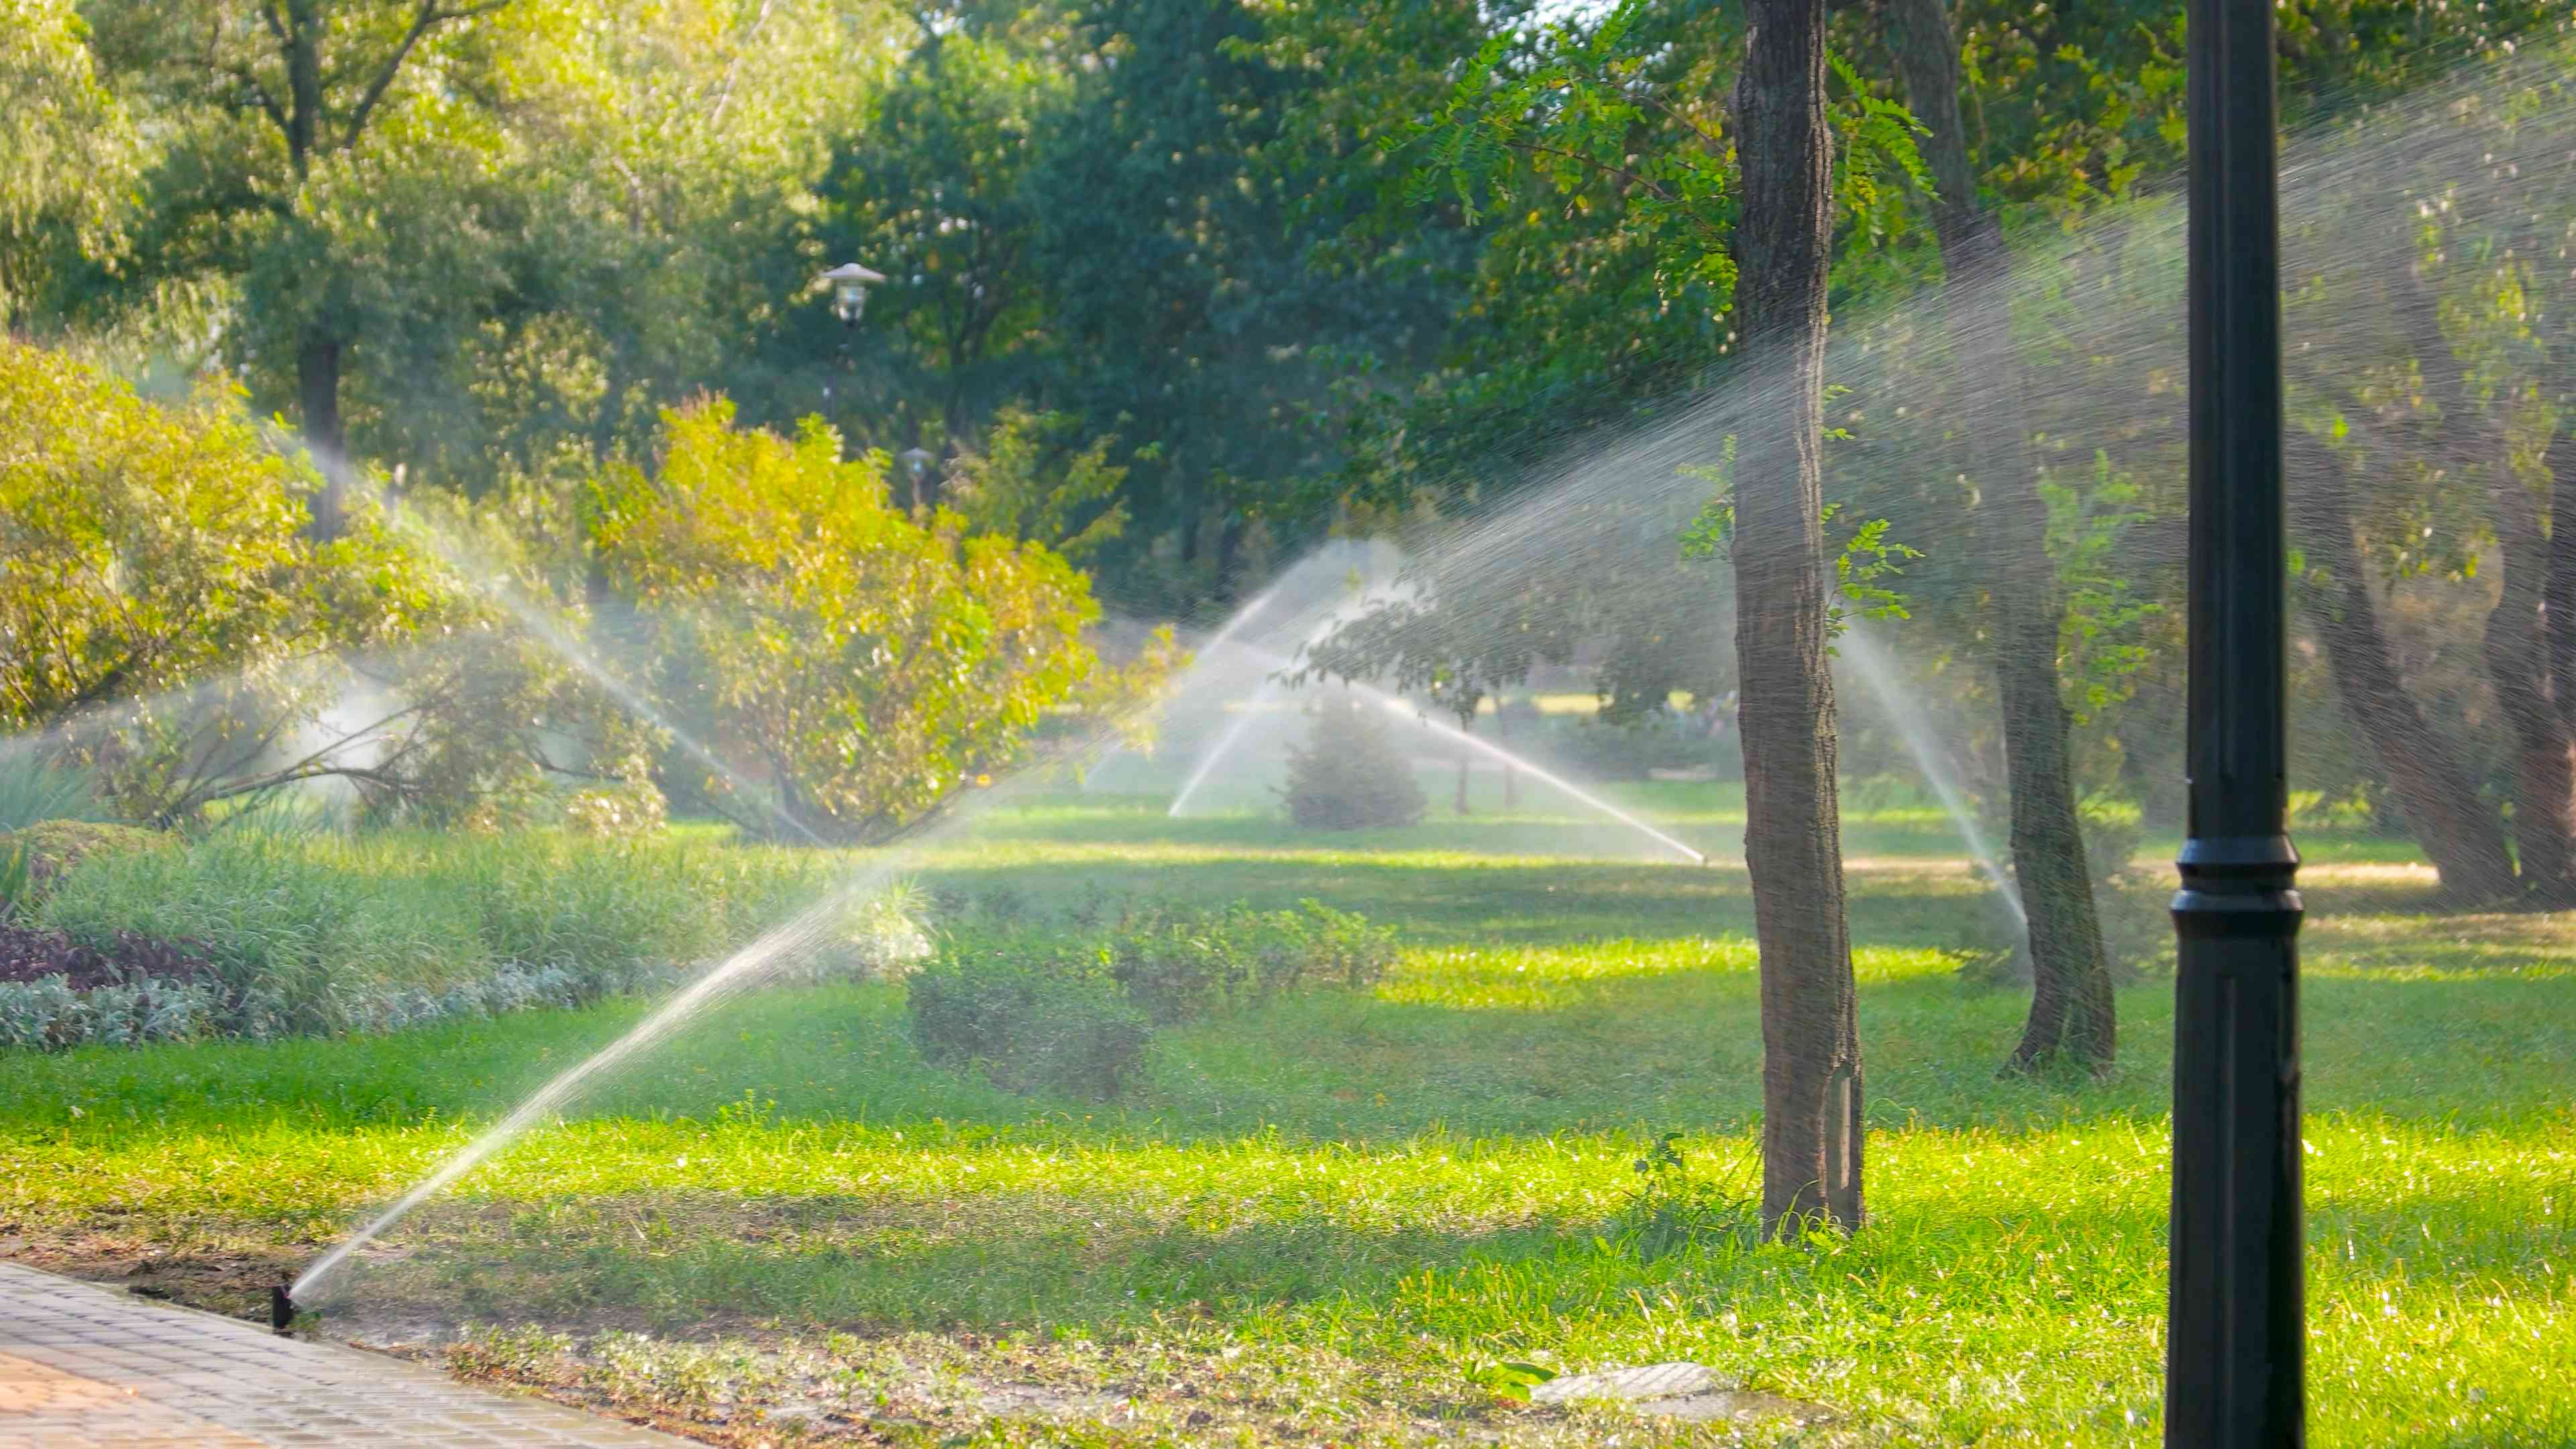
[2,790,2570,1446]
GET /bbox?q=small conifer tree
[1278,693,1426,830]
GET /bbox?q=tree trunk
[298,334,348,537]
[1883,0,2112,1071]
[2541,427,2576,903]
[2484,464,2575,896]
[283,1,321,181]
[2286,433,2518,900]
[1497,700,1520,809]
[1732,0,1862,1235]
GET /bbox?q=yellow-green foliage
[0,341,464,822]
[589,401,1155,841]
[0,341,380,729]
[0,341,642,827]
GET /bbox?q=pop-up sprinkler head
[270,1284,296,1334]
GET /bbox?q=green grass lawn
[3,790,2571,1446]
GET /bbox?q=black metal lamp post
[816,262,885,402]
[2169,0,2304,1444]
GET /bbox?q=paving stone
[1529,1361,1723,1405]
[0,1261,682,1446]
[1529,1361,1833,1426]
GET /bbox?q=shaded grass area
[1,792,2571,1445]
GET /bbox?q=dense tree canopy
[11,0,2576,883]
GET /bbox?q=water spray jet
[345,474,830,847]
[1837,628,2027,928]
[1197,637,1711,865]
[290,717,1144,1307]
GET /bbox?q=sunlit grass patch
[2,792,2572,1444]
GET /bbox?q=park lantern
[818,262,885,327]
[898,446,936,509]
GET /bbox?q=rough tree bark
[2286,431,2518,900]
[297,333,349,536]
[2546,428,2576,825]
[2481,464,2575,896]
[2535,427,2576,903]
[1882,0,2114,1071]
[1732,0,1862,1234]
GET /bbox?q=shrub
[14,826,912,1044]
[0,974,226,1049]
[906,950,1148,1099]
[587,401,1171,843]
[1277,694,1426,831]
[0,919,219,989]
[1106,899,1395,1025]
[907,898,1396,1095]
[564,778,669,839]
[0,341,635,829]
[0,918,229,1048]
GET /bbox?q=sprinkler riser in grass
[290,722,1132,1306]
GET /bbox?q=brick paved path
[0,1261,680,1447]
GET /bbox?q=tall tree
[80,0,525,523]
[1733,0,1862,1232]
[1878,0,2114,1070]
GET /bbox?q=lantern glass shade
[817,262,886,325]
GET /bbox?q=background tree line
[11,0,2576,1226]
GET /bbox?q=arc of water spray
[1836,628,2026,928]
[1358,688,1709,867]
[1188,576,1292,669]
[291,720,1136,1305]
[290,879,863,1301]
[355,481,827,847]
[1205,639,1709,866]
[1170,605,1356,818]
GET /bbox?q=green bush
[907,898,1396,1095]
[587,401,1171,843]
[1106,899,1395,1025]
[0,820,170,903]
[905,950,1148,1099]
[0,758,113,833]
[1277,694,1426,830]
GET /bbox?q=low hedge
[906,899,1396,1099]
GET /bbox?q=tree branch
[342,0,511,150]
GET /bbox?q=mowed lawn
[2,789,2571,1446]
